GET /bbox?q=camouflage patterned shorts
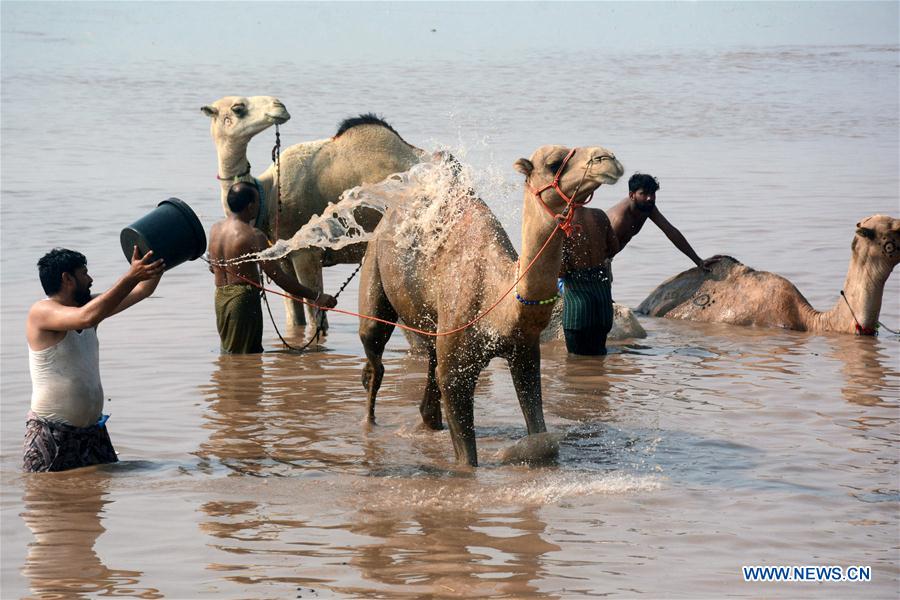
[22,412,118,472]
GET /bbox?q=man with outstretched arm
[607,172,717,270]
[24,246,165,472]
[208,181,337,354]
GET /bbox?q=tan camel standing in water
[637,215,899,334]
[358,145,624,466]
[202,96,424,329]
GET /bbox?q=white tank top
[29,328,104,428]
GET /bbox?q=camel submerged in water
[202,96,424,329]
[358,145,624,466]
[636,215,900,335]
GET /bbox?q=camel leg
[436,336,482,466]
[272,257,306,327]
[419,347,443,430]
[358,251,397,425]
[288,249,326,331]
[508,342,548,435]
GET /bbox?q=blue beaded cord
[514,291,559,306]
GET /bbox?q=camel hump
[335,113,405,141]
[636,255,746,316]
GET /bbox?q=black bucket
[120,198,206,271]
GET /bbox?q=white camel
[202,95,424,329]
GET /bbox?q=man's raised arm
[649,209,710,270]
[30,247,164,333]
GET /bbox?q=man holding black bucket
[208,182,337,353]
[24,246,165,472]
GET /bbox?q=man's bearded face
[632,188,656,213]
[71,266,93,306]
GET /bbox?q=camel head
[201,95,290,147]
[853,214,900,275]
[513,145,624,211]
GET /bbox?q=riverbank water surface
[2,3,898,597]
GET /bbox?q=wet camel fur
[358,145,624,466]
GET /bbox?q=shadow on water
[611,316,899,412]
[548,345,770,491]
[340,505,559,597]
[829,333,899,408]
[195,483,561,598]
[193,352,366,478]
[193,348,424,478]
[19,470,162,598]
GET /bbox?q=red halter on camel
[528,147,595,237]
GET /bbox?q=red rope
[841,290,878,336]
[210,148,597,337]
[216,223,563,338]
[527,148,594,238]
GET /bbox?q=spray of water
[213,149,513,267]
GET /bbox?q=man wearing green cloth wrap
[560,172,717,355]
[208,182,337,353]
[559,207,620,355]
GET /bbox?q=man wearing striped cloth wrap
[559,208,620,355]
[24,246,165,471]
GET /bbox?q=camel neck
[215,139,251,181]
[215,139,251,211]
[515,190,566,303]
[806,251,889,334]
[214,139,277,238]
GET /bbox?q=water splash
[215,149,505,267]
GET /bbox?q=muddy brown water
[2,4,899,598]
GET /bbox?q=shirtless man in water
[208,182,337,353]
[559,208,620,355]
[559,173,715,355]
[607,172,715,269]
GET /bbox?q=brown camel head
[513,145,624,210]
[853,214,900,272]
[201,95,291,147]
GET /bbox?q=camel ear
[856,226,875,240]
[513,158,533,177]
[201,105,218,117]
